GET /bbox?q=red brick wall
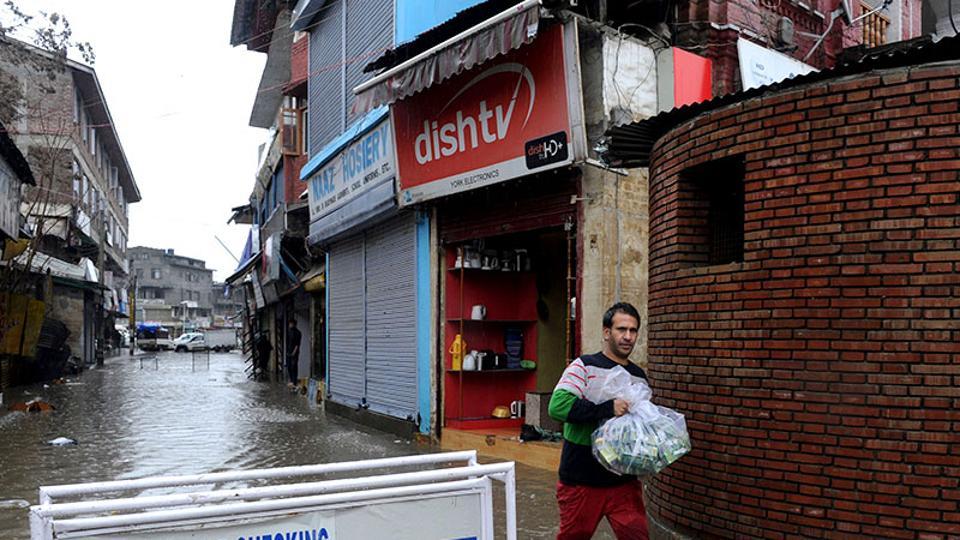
[290,35,308,89]
[645,63,960,538]
[283,153,309,205]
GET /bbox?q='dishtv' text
[414,99,516,165]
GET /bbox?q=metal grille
[678,156,745,266]
[708,177,745,265]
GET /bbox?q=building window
[79,103,88,143]
[281,97,305,156]
[861,2,889,48]
[73,88,82,124]
[273,163,285,206]
[151,268,161,279]
[677,155,745,266]
[72,161,81,199]
[302,109,309,155]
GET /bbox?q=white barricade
[30,450,516,540]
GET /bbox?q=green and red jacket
[548,351,648,486]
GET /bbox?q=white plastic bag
[583,365,651,406]
[589,367,691,475]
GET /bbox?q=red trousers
[556,480,649,540]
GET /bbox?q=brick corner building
[606,40,960,539]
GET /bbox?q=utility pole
[129,274,137,355]
[96,212,106,367]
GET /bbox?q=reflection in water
[0,352,588,538]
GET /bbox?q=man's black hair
[602,302,641,328]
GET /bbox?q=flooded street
[0,351,614,539]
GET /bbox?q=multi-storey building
[227,0,312,378]
[128,247,214,335]
[210,282,245,328]
[0,36,140,364]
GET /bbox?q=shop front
[436,177,578,430]
[389,22,586,432]
[305,114,431,435]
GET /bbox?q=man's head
[601,302,640,362]
[288,319,297,328]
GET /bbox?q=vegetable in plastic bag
[589,367,691,476]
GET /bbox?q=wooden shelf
[445,244,538,430]
[448,267,532,273]
[447,318,536,323]
[445,417,524,430]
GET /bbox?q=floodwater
[0,351,616,538]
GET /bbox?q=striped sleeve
[549,359,615,426]
[554,358,589,398]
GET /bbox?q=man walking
[285,318,302,388]
[548,302,649,539]
[254,330,271,379]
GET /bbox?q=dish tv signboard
[391,24,584,206]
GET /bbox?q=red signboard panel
[392,25,572,206]
[672,47,712,108]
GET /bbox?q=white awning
[10,253,99,284]
[352,0,540,113]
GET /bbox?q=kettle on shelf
[471,304,487,320]
[462,350,479,371]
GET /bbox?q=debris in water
[0,499,30,509]
[8,398,55,412]
[46,437,77,446]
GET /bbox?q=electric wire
[950,0,960,35]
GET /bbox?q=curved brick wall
[646,63,960,538]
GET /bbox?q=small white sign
[737,38,816,91]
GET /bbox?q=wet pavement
[0,351,618,538]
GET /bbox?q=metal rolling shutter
[363,213,418,419]
[438,174,577,244]
[307,0,343,153]
[327,235,365,407]
[345,0,392,126]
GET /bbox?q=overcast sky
[22,0,267,281]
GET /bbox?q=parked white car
[173,330,237,353]
[173,332,204,353]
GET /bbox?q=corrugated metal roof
[10,253,97,284]
[362,0,530,74]
[602,34,960,168]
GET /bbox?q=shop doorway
[442,224,577,430]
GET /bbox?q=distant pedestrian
[285,318,302,388]
[548,302,649,539]
[254,331,271,378]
